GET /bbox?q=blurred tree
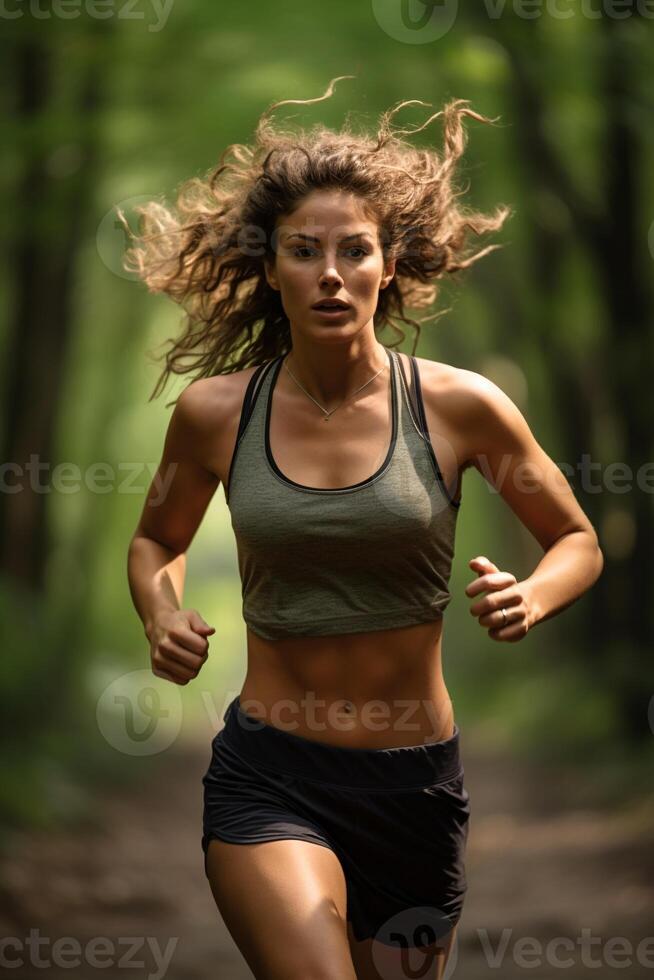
[466,9,653,738]
[0,20,112,593]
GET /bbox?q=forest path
[1,730,653,979]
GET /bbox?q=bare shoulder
[173,365,260,433]
[413,356,531,467]
[170,364,264,483]
[414,356,505,410]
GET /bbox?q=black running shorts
[201,696,471,948]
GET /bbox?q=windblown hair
[117,76,512,404]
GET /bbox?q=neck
[284,338,389,404]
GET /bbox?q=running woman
[123,77,603,980]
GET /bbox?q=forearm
[127,533,187,639]
[522,530,604,628]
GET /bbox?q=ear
[264,257,279,291]
[380,256,396,290]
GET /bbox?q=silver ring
[500,607,507,625]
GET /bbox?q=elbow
[128,528,187,559]
[564,525,604,587]
[128,521,146,550]
[594,540,605,582]
[586,525,604,583]
[127,531,146,560]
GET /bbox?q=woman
[123,78,603,980]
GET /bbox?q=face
[263,188,395,339]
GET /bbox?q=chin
[303,326,367,346]
[292,314,368,335]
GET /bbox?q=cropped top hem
[244,598,451,641]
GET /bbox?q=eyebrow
[282,232,374,244]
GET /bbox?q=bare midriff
[238,616,454,750]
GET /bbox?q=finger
[465,557,494,597]
[468,556,500,574]
[152,650,189,682]
[152,664,187,685]
[478,602,521,629]
[186,610,216,635]
[466,572,517,600]
[488,616,529,642]
[465,571,514,596]
[470,587,521,620]
[167,627,211,657]
[159,637,208,670]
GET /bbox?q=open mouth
[312,301,351,312]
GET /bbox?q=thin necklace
[283,351,388,421]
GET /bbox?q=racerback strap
[233,357,276,446]
[394,350,422,431]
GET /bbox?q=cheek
[277,261,311,295]
[276,276,303,307]
[350,266,384,300]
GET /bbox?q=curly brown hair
[117,76,512,405]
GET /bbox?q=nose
[318,263,343,288]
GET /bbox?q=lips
[311,300,351,310]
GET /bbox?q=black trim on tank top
[226,358,276,503]
[265,345,398,494]
[395,351,422,432]
[410,356,462,510]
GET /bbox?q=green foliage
[2,3,653,838]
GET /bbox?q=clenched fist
[147,608,215,685]
[465,556,534,642]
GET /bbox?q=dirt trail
[1,730,652,979]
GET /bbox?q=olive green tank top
[226,346,462,640]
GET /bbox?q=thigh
[347,922,458,980]
[205,837,358,980]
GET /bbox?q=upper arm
[131,379,221,555]
[460,371,598,552]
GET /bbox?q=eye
[290,245,369,259]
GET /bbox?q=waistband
[219,696,463,790]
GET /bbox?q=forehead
[278,189,378,234]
